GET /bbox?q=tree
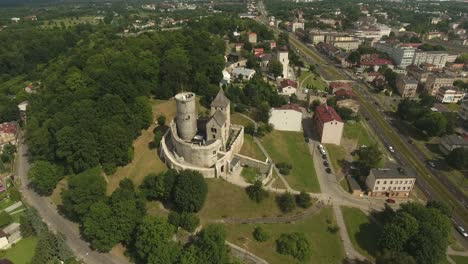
[277,192,296,213]
[426,200,451,217]
[141,170,178,201]
[376,250,416,264]
[245,180,269,203]
[20,214,36,237]
[310,99,321,112]
[31,231,74,264]
[446,148,468,170]
[256,102,271,123]
[289,94,298,104]
[82,201,120,252]
[134,216,180,264]
[296,191,312,208]
[268,59,283,79]
[276,232,311,261]
[336,106,355,121]
[61,167,106,221]
[253,226,270,242]
[0,211,12,227]
[455,53,468,64]
[194,224,230,264]
[357,145,383,176]
[157,115,166,126]
[168,211,200,232]
[414,112,448,137]
[172,170,208,213]
[28,161,63,195]
[154,130,163,148]
[276,162,292,175]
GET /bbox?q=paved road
[16,136,129,264]
[333,205,366,261]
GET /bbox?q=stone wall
[234,153,273,184]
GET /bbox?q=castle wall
[175,92,198,141]
[170,122,221,168]
[226,125,244,160]
[160,131,216,178]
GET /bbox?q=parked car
[427,161,436,168]
[388,146,395,153]
[408,139,414,145]
[386,198,396,204]
[456,226,468,238]
[323,161,329,167]
[322,154,327,160]
[325,168,332,174]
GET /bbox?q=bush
[245,180,269,203]
[276,162,292,175]
[153,130,163,148]
[180,213,200,232]
[245,124,256,135]
[157,115,166,126]
[295,191,312,208]
[277,192,296,213]
[253,226,269,242]
[168,211,181,227]
[172,170,208,213]
[0,211,12,228]
[276,232,311,261]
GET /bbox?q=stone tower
[277,49,289,79]
[211,88,231,130]
[175,92,197,141]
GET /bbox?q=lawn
[241,167,261,184]
[450,255,468,264]
[343,121,374,147]
[4,237,38,264]
[324,144,347,173]
[198,179,306,222]
[231,113,253,127]
[224,206,345,264]
[260,130,320,193]
[240,135,266,161]
[341,207,380,261]
[299,71,328,91]
[107,99,174,194]
[446,103,461,112]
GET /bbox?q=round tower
[175,92,198,141]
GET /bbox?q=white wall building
[231,67,255,81]
[436,86,466,103]
[277,49,289,79]
[269,106,303,132]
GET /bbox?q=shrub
[277,192,296,213]
[0,211,12,228]
[276,162,292,175]
[245,180,269,203]
[157,115,166,126]
[180,213,200,232]
[172,170,208,213]
[168,211,181,227]
[276,232,311,261]
[253,226,270,242]
[295,191,312,208]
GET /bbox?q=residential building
[459,101,468,128]
[363,72,382,82]
[312,105,344,145]
[425,73,456,95]
[412,51,448,69]
[10,18,20,23]
[333,40,361,51]
[310,32,325,44]
[269,104,303,132]
[424,32,443,40]
[436,86,465,103]
[396,75,418,98]
[231,67,255,80]
[290,22,304,32]
[277,49,289,79]
[439,134,468,154]
[318,18,337,27]
[373,41,415,68]
[329,82,352,94]
[0,122,18,151]
[248,32,257,44]
[278,79,297,96]
[407,65,431,86]
[366,167,416,197]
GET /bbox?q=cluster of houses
[0,122,18,154]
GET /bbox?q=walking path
[333,204,366,261]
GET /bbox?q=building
[459,101,468,128]
[366,167,416,197]
[407,65,431,86]
[160,89,273,179]
[312,105,344,145]
[277,48,289,79]
[10,18,20,23]
[439,134,468,155]
[248,32,257,44]
[310,32,325,44]
[396,75,418,98]
[269,104,303,132]
[333,40,361,51]
[425,73,456,95]
[363,72,382,82]
[436,86,465,103]
[231,67,255,81]
[329,82,352,94]
[373,41,415,68]
[424,32,443,40]
[290,22,304,32]
[278,79,297,96]
[412,51,448,69]
[0,122,18,151]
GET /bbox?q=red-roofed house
[329,82,352,94]
[334,89,355,100]
[253,48,264,58]
[279,79,297,96]
[0,122,18,151]
[313,105,344,145]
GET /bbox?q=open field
[224,206,344,264]
[198,179,306,222]
[324,144,347,173]
[4,237,38,264]
[341,207,380,261]
[450,255,468,264]
[299,71,328,91]
[343,121,375,147]
[107,99,174,193]
[42,16,99,28]
[240,135,266,161]
[260,130,320,193]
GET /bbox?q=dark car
[408,139,414,145]
[386,198,396,204]
[323,161,329,167]
[325,168,332,173]
[322,154,327,160]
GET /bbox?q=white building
[10,17,20,23]
[269,105,303,132]
[291,22,304,32]
[412,51,448,69]
[220,70,231,86]
[366,167,416,198]
[278,79,297,96]
[277,49,289,79]
[373,41,415,68]
[231,67,255,81]
[436,86,465,103]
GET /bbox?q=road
[16,135,129,264]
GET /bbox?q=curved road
[16,136,129,264]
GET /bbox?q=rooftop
[211,88,230,108]
[315,104,343,123]
[280,79,298,88]
[0,122,17,134]
[441,134,468,146]
[370,166,417,179]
